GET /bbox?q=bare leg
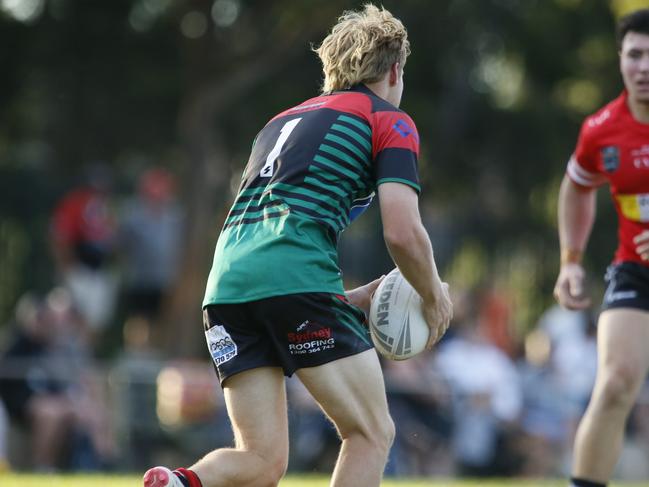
[572,309,649,482]
[191,367,289,487]
[28,395,74,469]
[297,349,395,487]
[73,372,116,462]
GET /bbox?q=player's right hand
[346,275,385,315]
[553,263,591,310]
[422,282,453,349]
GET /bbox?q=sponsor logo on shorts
[287,321,335,355]
[205,325,238,366]
[604,290,638,303]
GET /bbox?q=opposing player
[143,4,452,487]
[554,9,649,487]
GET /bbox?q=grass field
[0,474,647,487]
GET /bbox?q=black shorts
[602,261,649,312]
[203,292,373,385]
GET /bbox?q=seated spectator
[517,328,576,477]
[0,291,115,471]
[382,354,454,477]
[434,313,523,477]
[517,306,598,476]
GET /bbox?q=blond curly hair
[314,4,410,93]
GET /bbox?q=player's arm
[554,174,596,309]
[378,182,452,347]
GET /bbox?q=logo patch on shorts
[205,325,238,366]
[604,289,638,303]
[287,320,335,355]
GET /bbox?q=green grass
[0,474,646,487]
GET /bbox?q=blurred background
[1,0,649,480]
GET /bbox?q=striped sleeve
[567,155,607,187]
[566,120,607,188]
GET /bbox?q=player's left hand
[634,230,649,261]
[346,275,385,315]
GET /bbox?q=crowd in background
[0,164,648,480]
[0,164,184,472]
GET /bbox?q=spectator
[118,167,184,349]
[434,312,523,477]
[382,354,454,477]
[50,163,118,337]
[0,290,115,471]
[537,306,597,427]
[517,327,580,477]
[0,293,70,470]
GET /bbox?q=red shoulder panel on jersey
[269,92,373,125]
[370,111,419,157]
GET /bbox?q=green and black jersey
[203,84,421,305]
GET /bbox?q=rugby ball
[368,268,429,360]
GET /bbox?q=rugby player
[554,9,649,487]
[144,4,452,487]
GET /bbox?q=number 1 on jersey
[260,117,302,178]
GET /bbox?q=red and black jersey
[204,84,422,304]
[232,83,421,236]
[567,91,649,265]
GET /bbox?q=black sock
[570,477,606,487]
